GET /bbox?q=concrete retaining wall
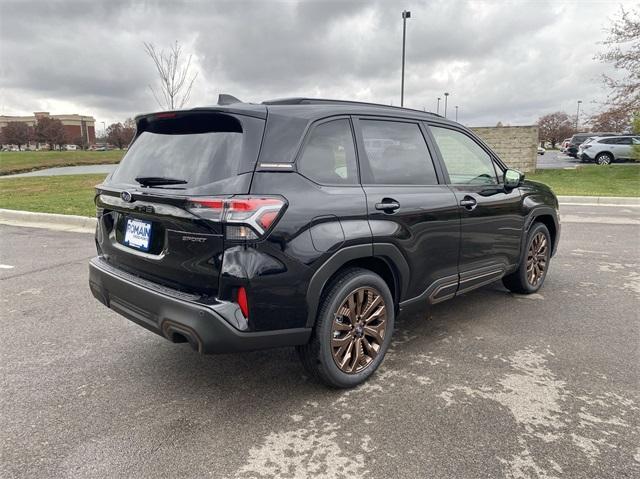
[471,126,538,172]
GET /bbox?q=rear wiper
[135,176,188,187]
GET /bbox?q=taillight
[187,196,286,240]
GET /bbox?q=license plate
[124,218,152,252]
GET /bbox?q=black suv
[89,97,560,388]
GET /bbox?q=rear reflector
[237,287,249,318]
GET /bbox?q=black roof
[263,97,442,118]
[135,95,454,128]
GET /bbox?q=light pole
[575,100,582,132]
[101,121,106,144]
[455,106,459,122]
[400,10,411,107]
[444,92,449,118]
[436,97,441,115]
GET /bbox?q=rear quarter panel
[221,171,371,331]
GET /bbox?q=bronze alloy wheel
[330,287,387,374]
[526,231,549,286]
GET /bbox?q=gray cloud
[0,0,632,127]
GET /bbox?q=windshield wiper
[135,176,188,187]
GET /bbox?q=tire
[297,267,395,388]
[596,152,613,165]
[502,222,552,294]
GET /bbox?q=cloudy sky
[0,0,634,130]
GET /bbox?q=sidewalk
[0,209,97,233]
[558,196,640,206]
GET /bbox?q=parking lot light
[444,92,449,118]
[400,10,411,107]
[576,100,582,131]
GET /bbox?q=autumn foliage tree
[35,117,67,150]
[589,109,632,133]
[537,112,575,147]
[590,7,640,135]
[106,118,136,149]
[597,6,640,113]
[1,122,32,150]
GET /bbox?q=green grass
[0,150,124,175]
[0,174,106,217]
[528,164,640,197]
[0,165,637,219]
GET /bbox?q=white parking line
[0,264,15,269]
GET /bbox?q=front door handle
[375,199,401,212]
[460,196,477,210]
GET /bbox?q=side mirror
[504,169,524,188]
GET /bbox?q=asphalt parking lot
[1,204,639,479]
[536,150,640,169]
[536,151,582,169]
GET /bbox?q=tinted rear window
[360,120,438,185]
[110,113,263,188]
[571,135,590,143]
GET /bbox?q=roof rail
[262,97,442,117]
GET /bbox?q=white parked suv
[579,135,640,165]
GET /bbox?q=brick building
[0,111,96,147]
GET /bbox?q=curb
[0,209,97,233]
[558,196,640,207]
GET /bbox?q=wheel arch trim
[305,243,410,328]
[524,207,560,256]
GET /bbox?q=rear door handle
[460,196,477,210]
[375,199,401,212]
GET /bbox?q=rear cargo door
[95,110,265,297]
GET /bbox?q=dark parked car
[89,96,560,388]
[566,132,617,158]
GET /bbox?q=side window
[359,120,438,185]
[297,119,358,185]
[430,126,498,185]
[632,137,640,145]
[616,137,632,145]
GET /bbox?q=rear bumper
[580,152,594,161]
[88,257,311,354]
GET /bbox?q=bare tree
[144,41,198,110]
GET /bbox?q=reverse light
[187,196,286,239]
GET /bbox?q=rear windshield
[571,135,590,143]
[110,112,263,188]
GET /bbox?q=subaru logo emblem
[121,191,133,202]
